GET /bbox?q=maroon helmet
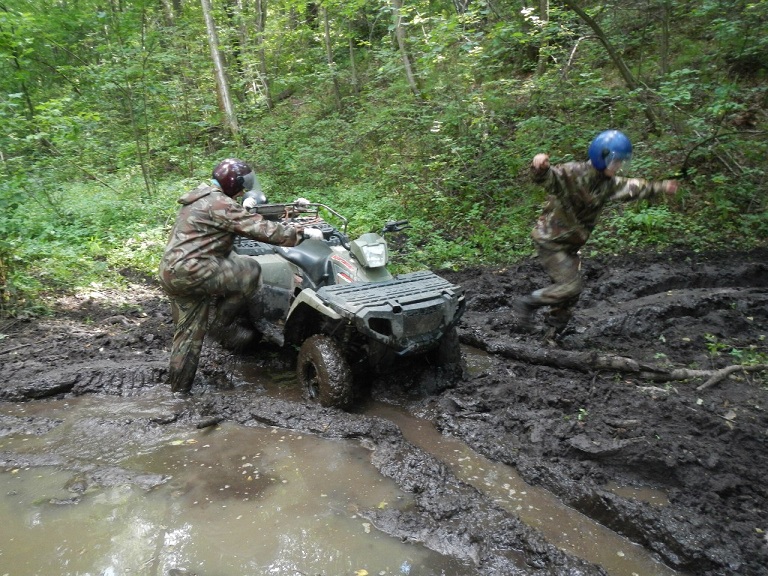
[212,158,256,197]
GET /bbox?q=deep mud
[1,248,766,575]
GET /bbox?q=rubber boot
[219,320,257,351]
[210,294,261,351]
[208,295,245,340]
[542,306,573,345]
[512,296,538,331]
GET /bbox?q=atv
[231,199,466,409]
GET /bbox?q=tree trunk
[452,0,470,14]
[562,0,659,134]
[200,0,240,137]
[536,0,550,76]
[348,33,360,96]
[390,0,421,98]
[254,0,273,109]
[321,5,342,111]
[159,0,175,25]
[659,0,670,75]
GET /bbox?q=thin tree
[562,0,659,133]
[390,0,421,98]
[201,0,240,137]
[658,0,671,75]
[253,0,273,109]
[536,0,549,76]
[348,24,360,96]
[159,0,176,25]
[321,4,342,111]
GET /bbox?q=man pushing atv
[159,159,465,407]
[158,158,323,396]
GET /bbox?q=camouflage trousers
[161,254,261,394]
[529,241,583,329]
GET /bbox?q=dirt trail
[1,248,766,575]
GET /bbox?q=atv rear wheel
[297,335,354,409]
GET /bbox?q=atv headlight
[360,243,388,268]
[351,233,390,268]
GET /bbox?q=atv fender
[287,289,343,322]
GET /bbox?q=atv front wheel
[428,326,465,379]
[297,335,354,409]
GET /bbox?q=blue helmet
[588,130,632,171]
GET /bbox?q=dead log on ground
[462,330,767,391]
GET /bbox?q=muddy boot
[512,296,538,331]
[168,366,195,395]
[542,307,572,345]
[208,296,247,343]
[217,322,257,351]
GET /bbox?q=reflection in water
[239,345,681,576]
[0,394,472,576]
[605,482,669,507]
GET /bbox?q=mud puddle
[238,348,681,576]
[0,393,473,576]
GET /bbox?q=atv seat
[276,241,334,287]
[233,237,278,257]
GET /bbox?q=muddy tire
[428,326,464,379]
[297,335,354,409]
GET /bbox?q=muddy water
[369,403,679,576]
[0,345,680,576]
[241,349,680,576]
[0,394,473,576]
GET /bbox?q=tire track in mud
[0,361,167,401]
[443,249,768,576]
[369,402,680,576]
[566,287,767,354]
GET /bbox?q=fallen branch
[696,364,768,391]
[0,342,33,355]
[461,329,767,391]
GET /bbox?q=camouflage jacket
[159,183,299,288]
[531,161,670,247]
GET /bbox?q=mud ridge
[0,247,766,575]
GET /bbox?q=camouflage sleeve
[534,161,592,197]
[215,196,300,246]
[608,177,670,202]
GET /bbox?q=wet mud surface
[1,248,767,575]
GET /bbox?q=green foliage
[0,174,180,314]
[590,203,716,254]
[0,0,766,315]
[704,333,768,389]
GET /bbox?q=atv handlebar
[382,220,411,234]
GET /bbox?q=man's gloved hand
[663,180,679,195]
[295,197,311,206]
[243,197,258,210]
[302,227,324,241]
[532,153,550,172]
